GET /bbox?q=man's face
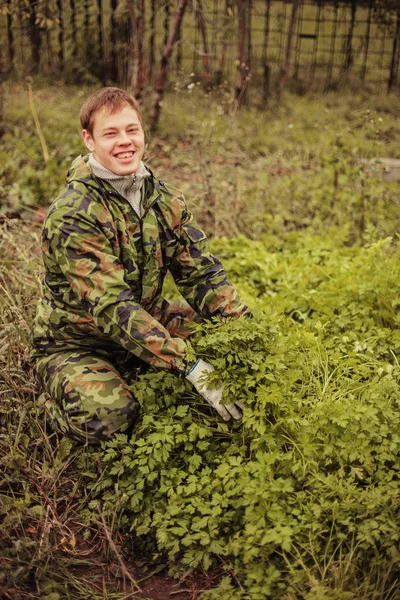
[82,103,145,175]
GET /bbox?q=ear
[82,129,95,152]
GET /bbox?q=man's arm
[169,203,248,319]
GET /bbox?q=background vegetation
[1,0,400,129]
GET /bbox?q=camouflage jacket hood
[31,155,247,373]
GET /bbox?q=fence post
[28,1,42,73]
[148,0,157,82]
[388,9,400,92]
[343,0,357,73]
[109,0,118,79]
[262,0,271,105]
[327,0,338,84]
[279,0,302,99]
[235,0,250,106]
[6,0,15,73]
[69,0,78,60]
[361,0,373,84]
[130,0,146,100]
[195,0,212,89]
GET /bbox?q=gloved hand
[186,358,243,421]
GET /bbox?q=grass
[1,82,400,598]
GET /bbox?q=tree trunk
[110,0,118,79]
[6,0,15,72]
[45,0,53,70]
[388,9,400,92]
[149,0,188,131]
[327,0,338,83]
[130,0,146,99]
[97,0,104,64]
[361,0,373,84]
[262,0,271,105]
[216,0,233,85]
[343,0,357,72]
[311,0,322,80]
[195,0,212,89]
[70,0,78,59]
[279,0,302,99]
[246,0,253,94]
[164,0,170,47]
[84,0,90,58]
[176,16,182,72]
[148,0,157,81]
[235,0,248,105]
[56,0,64,70]
[0,83,4,138]
[28,1,42,73]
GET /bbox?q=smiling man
[31,87,248,443]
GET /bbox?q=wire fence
[1,0,399,95]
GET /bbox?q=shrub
[87,232,400,599]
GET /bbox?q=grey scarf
[89,153,151,217]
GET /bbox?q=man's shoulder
[47,180,98,217]
[42,179,110,240]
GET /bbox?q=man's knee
[35,351,141,444]
[46,391,140,444]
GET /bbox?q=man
[31,87,248,443]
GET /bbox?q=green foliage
[2,85,400,598]
[89,232,400,599]
[3,84,400,245]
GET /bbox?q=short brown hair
[80,87,143,134]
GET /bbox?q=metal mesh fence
[0,0,399,93]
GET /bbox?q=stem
[27,82,50,164]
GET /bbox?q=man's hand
[186,358,243,421]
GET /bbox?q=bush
[87,232,400,599]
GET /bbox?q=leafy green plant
[87,232,400,599]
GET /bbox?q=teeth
[117,152,133,158]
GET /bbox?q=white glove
[186,358,243,421]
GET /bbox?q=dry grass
[0,218,149,599]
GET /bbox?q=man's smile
[115,151,134,158]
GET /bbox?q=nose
[117,131,132,145]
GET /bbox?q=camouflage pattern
[35,350,140,443]
[35,299,198,443]
[31,154,247,375]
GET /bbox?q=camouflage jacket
[31,155,247,374]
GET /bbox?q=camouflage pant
[34,299,199,444]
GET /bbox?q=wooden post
[235,0,248,106]
[84,0,90,58]
[149,0,188,131]
[216,0,233,85]
[97,0,104,64]
[361,0,372,84]
[130,0,146,99]
[164,0,170,47]
[148,0,157,82]
[195,0,212,89]
[327,0,338,83]
[246,0,253,91]
[6,0,15,72]
[388,9,400,92]
[70,0,78,59]
[27,1,42,73]
[311,0,322,81]
[279,0,302,99]
[343,0,357,72]
[262,0,271,105]
[109,0,118,79]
